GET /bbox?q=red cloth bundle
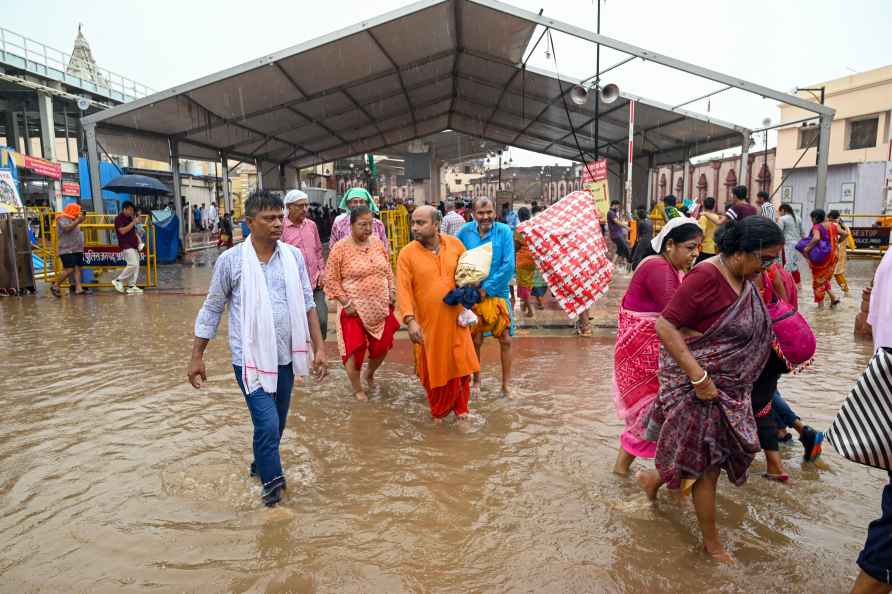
[517,191,613,320]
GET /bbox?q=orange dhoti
[417,350,471,418]
[397,235,481,419]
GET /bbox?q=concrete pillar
[221,155,232,213]
[169,139,185,250]
[814,114,832,210]
[739,133,750,196]
[283,166,299,192]
[84,123,104,215]
[430,159,443,205]
[681,151,690,200]
[37,93,61,210]
[22,103,33,156]
[5,110,21,153]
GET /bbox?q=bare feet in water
[355,391,368,401]
[363,370,376,391]
[636,469,662,501]
[613,449,635,476]
[500,386,512,399]
[704,543,735,564]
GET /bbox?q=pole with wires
[593,0,601,161]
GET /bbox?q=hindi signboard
[585,179,610,220]
[62,182,81,197]
[581,159,608,183]
[82,246,148,267]
[23,156,62,180]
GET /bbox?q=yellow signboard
[585,179,610,220]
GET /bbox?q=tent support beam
[814,114,832,210]
[468,0,834,117]
[169,138,185,250]
[85,123,104,215]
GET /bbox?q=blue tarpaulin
[78,158,127,213]
[153,213,180,264]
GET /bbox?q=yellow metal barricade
[50,214,158,289]
[25,206,56,282]
[380,208,411,270]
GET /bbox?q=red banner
[581,159,608,183]
[62,182,80,196]
[23,156,62,180]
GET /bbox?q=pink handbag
[763,272,815,372]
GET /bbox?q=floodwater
[0,252,884,593]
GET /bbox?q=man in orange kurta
[397,206,480,420]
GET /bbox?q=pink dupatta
[613,307,661,458]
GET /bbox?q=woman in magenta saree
[636,216,785,562]
[613,218,703,475]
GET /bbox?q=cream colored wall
[441,163,483,196]
[776,65,892,172]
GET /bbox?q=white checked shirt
[440,210,466,236]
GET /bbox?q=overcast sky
[10,0,892,166]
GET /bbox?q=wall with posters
[779,161,887,232]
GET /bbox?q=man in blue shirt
[501,203,520,230]
[457,197,515,398]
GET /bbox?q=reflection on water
[0,254,883,593]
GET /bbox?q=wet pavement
[0,249,884,593]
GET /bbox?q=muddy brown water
[0,253,883,593]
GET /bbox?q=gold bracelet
[690,370,709,386]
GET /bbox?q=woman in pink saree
[613,217,703,475]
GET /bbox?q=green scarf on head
[338,187,379,213]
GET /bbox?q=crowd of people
[182,185,891,592]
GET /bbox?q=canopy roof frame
[81,0,835,220]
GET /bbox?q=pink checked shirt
[282,216,325,287]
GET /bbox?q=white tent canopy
[83,0,833,220]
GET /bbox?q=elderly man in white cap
[282,189,328,339]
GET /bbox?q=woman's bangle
[690,370,709,386]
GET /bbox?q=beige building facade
[775,64,892,229]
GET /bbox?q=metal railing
[0,26,154,103]
[49,214,158,289]
[379,208,411,270]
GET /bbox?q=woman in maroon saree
[636,216,785,562]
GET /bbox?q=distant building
[775,64,892,228]
[653,149,775,210]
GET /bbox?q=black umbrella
[102,174,171,195]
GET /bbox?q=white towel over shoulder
[240,238,312,393]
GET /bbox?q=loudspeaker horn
[599,83,620,104]
[569,85,589,106]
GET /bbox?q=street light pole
[593,0,601,161]
[795,85,827,164]
[498,152,503,190]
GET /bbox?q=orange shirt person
[397,206,480,422]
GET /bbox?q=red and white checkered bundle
[517,191,613,320]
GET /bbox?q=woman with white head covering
[612,217,704,475]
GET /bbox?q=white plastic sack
[455,243,492,287]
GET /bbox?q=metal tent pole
[814,114,832,210]
[169,139,185,251]
[84,123,104,215]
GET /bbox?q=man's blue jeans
[233,364,294,497]
[771,391,800,429]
